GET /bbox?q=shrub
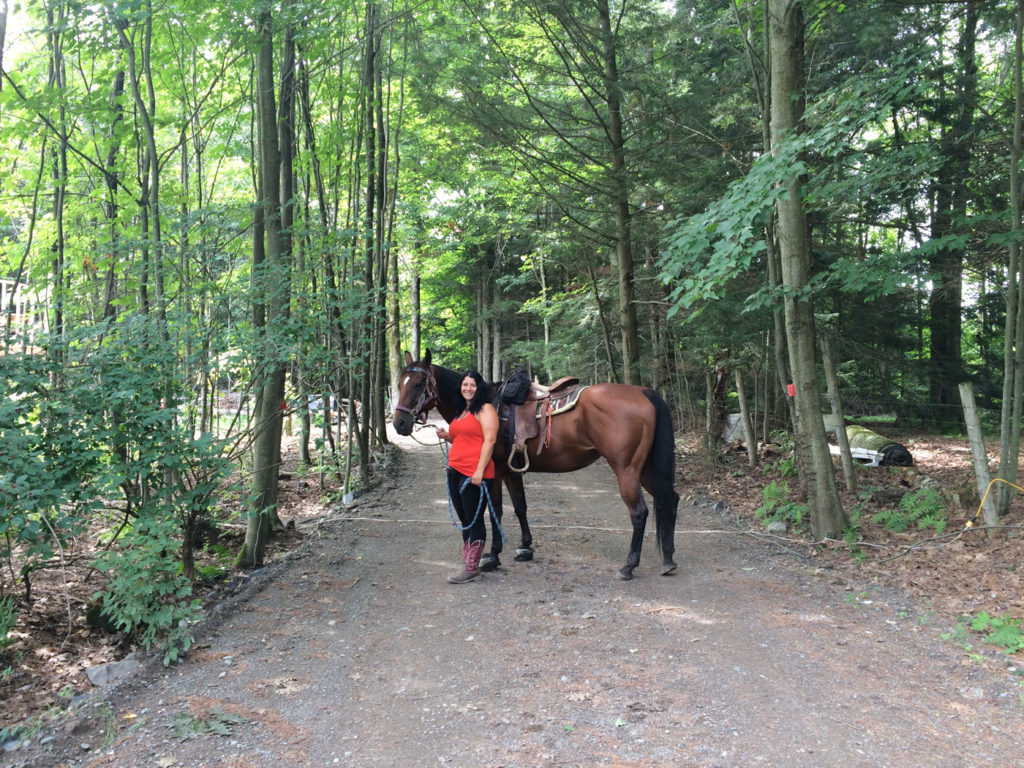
[93,516,201,665]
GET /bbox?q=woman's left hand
[470,471,483,486]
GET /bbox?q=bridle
[394,365,439,424]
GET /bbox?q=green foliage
[755,480,808,531]
[969,612,1024,654]
[870,488,947,534]
[93,516,201,666]
[0,596,17,652]
[765,456,799,478]
[2,317,232,660]
[0,351,106,590]
[842,506,865,563]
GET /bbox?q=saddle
[499,374,587,472]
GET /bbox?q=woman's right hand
[436,427,450,442]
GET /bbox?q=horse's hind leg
[643,475,679,576]
[616,472,649,580]
[657,494,679,575]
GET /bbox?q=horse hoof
[514,547,534,562]
[617,567,635,581]
[480,554,501,572]
[661,562,678,576]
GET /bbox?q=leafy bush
[871,487,947,534]
[0,351,105,598]
[2,317,232,661]
[93,516,201,665]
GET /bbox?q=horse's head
[392,349,437,436]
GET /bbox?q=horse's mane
[433,365,464,402]
[433,364,503,411]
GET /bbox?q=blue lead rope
[447,476,507,542]
[437,427,506,541]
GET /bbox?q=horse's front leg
[502,471,534,561]
[480,479,504,572]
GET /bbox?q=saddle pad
[535,385,588,418]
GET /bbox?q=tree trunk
[928,1,978,419]
[998,0,1024,514]
[410,267,421,359]
[959,383,998,529]
[357,0,378,478]
[491,278,502,381]
[46,3,67,350]
[597,0,639,385]
[768,0,846,539]
[241,8,289,569]
[114,1,168,340]
[734,368,758,469]
[583,254,618,382]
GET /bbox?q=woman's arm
[471,403,499,485]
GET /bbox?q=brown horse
[392,350,679,580]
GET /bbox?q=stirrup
[507,446,529,473]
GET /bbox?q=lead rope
[437,431,506,541]
[446,477,506,542]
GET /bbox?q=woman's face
[461,375,478,402]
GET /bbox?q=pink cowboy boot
[448,540,485,584]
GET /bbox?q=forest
[1,0,1024,687]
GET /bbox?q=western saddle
[501,375,587,472]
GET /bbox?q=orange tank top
[447,410,495,478]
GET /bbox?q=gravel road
[7,421,1024,768]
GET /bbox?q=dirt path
[9,422,1024,768]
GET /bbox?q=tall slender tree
[242,4,291,568]
[768,0,845,539]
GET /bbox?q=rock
[85,654,143,687]
[767,521,787,534]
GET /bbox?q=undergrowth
[870,487,948,535]
[970,612,1024,654]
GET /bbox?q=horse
[391,350,680,580]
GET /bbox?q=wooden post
[958,382,999,530]
[734,368,758,468]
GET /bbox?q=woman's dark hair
[461,370,490,414]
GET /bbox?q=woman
[436,370,498,584]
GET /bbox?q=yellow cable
[965,477,1024,527]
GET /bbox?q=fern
[970,612,1024,654]
[755,480,808,530]
[871,488,947,534]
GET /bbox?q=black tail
[642,389,679,551]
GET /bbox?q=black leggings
[447,467,494,544]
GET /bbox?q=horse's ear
[423,349,432,366]
[404,351,413,366]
